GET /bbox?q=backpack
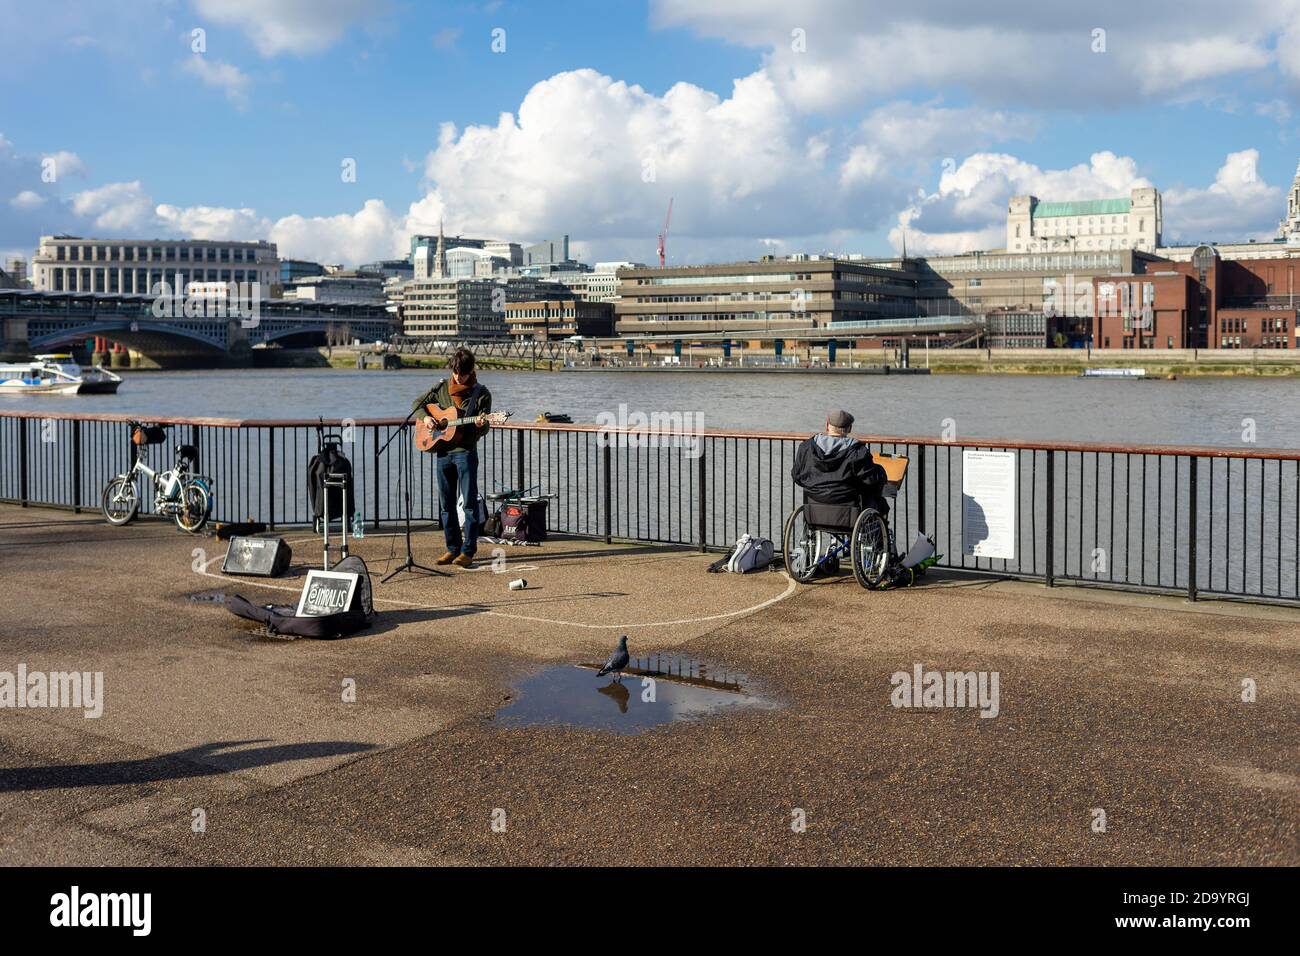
[497,500,548,544]
[308,442,353,530]
[224,555,376,639]
[708,534,775,573]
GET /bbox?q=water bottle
[352,511,364,539]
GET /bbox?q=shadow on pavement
[0,739,379,791]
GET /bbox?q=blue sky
[2,0,1299,266]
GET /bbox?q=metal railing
[2,410,1297,606]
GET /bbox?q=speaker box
[221,536,292,577]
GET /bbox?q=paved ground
[0,504,1295,866]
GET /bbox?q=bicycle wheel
[782,505,822,583]
[175,482,210,533]
[101,476,140,525]
[850,508,892,589]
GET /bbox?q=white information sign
[962,450,1017,560]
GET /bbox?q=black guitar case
[225,555,376,639]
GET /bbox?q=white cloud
[405,68,825,248]
[652,0,1300,110]
[891,148,1289,253]
[269,199,405,264]
[401,69,1010,263]
[69,181,156,232]
[181,56,252,109]
[192,0,390,56]
[1163,149,1285,242]
[1135,37,1273,94]
[891,151,1154,255]
[42,150,88,179]
[9,190,46,210]
[154,203,269,239]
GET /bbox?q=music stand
[378,406,446,582]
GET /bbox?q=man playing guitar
[411,347,493,567]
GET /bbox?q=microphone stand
[379,404,446,582]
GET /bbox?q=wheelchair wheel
[850,508,892,589]
[782,505,822,583]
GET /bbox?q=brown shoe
[435,551,457,565]
[453,553,475,568]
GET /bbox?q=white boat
[0,354,123,395]
[1081,367,1147,379]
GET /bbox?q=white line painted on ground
[197,535,797,629]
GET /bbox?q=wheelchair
[782,453,908,589]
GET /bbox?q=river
[12,368,1299,449]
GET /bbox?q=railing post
[697,442,707,552]
[71,419,82,512]
[372,425,381,527]
[1044,448,1055,587]
[18,417,28,507]
[602,439,612,544]
[915,443,926,534]
[267,428,276,530]
[1187,454,1198,602]
[515,428,525,492]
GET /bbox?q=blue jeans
[436,448,480,556]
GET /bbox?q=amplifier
[221,536,292,577]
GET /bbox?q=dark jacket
[412,378,493,453]
[791,433,880,505]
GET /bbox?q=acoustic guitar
[414,405,511,453]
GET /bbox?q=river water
[12,367,1300,449]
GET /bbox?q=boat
[1080,367,1147,379]
[0,354,123,395]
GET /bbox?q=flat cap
[827,409,854,430]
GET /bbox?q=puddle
[187,588,228,604]
[493,656,778,735]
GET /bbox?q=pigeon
[597,635,630,681]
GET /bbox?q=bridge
[0,289,396,366]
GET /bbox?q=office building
[400,277,499,338]
[1090,251,1298,349]
[614,255,918,335]
[357,259,414,281]
[504,299,615,340]
[31,236,279,294]
[523,235,569,267]
[280,259,325,284]
[5,256,28,287]
[284,271,387,305]
[1007,188,1162,254]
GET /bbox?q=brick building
[1090,251,1298,349]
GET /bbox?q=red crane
[657,197,673,268]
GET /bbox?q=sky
[2,0,1300,269]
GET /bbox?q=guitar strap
[464,383,483,417]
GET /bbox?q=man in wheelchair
[785,409,901,588]
[790,409,888,516]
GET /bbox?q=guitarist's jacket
[411,378,493,453]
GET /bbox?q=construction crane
[657,197,673,268]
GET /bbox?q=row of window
[48,268,268,293]
[47,244,264,264]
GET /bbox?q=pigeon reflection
[597,678,631,713]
